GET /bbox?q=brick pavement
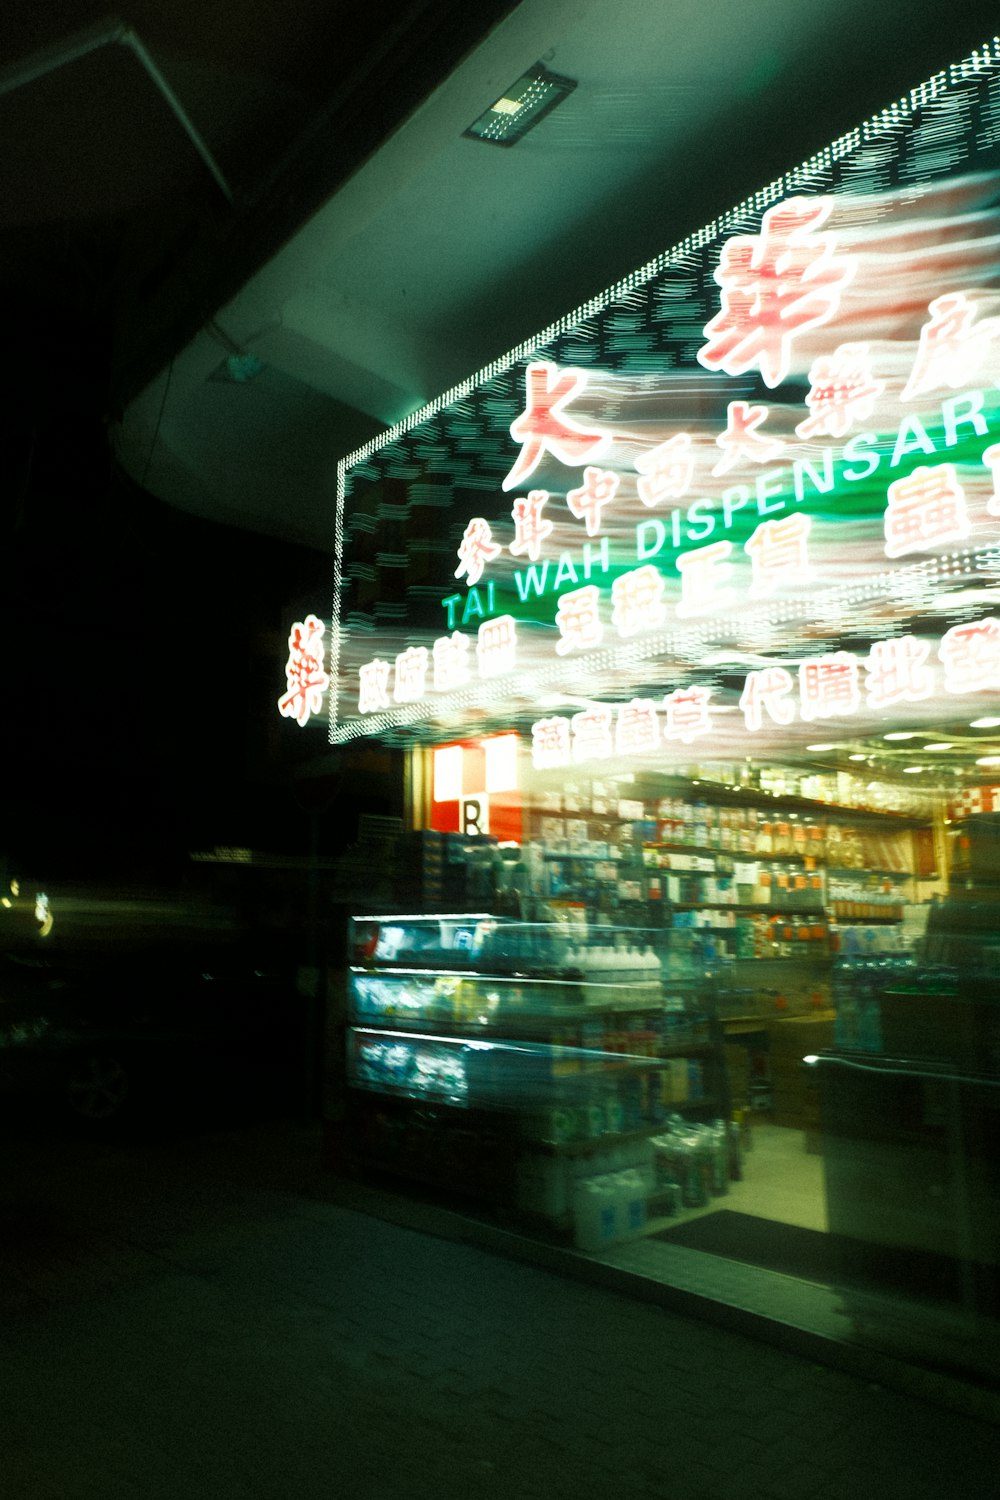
[0,1121,996,1500]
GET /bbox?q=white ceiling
[116,0,1000,550]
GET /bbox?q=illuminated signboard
[332,40,1000,757]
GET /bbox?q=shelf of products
[345,913,732,1227]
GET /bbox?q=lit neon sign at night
[331,41,1000,747]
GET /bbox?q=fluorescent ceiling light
[848,753,867,761]
[971,717,1000,729]
[883,731,915,741]
[464,63,577,146]
[902,766,923,774]
[805,743,836,752]
[924,742,954,751]
[976,755,1000,767]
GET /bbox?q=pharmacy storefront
[281,41,1000,1390]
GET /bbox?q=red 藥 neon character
[278,614,330,727]
[796,343,883,439]
[698,196,854,388]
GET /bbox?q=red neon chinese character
[635,434,695,507]
[697,196,854,388]
[663,686,713,742]
[901,292,1000,402]
[676,540,734,618]
[739,667,795,732]
[712,401,784,477]
[615,699,661,756]
[393,645,429,704]
[566,466,620,536]
[939,618,1000,694]
[884,463,970,559]
[983,443,1000,518]
[555,585,603,655]
[532,716,572,769]
[455,517,502,586]
[744,514,812,597]
[864,636,934,709]
[432,632,471,691]
[358,657,391,715]
[477,615,518,679]
[509,490,554,561]
[796,342,884,439]
[611,565,667,638]
[278,615,330,727]
[572,706,614,762]
[799,652,860,721]
[503,362,609,492]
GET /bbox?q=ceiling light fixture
[464,62,577,146]
[975,755,1000,767]
[971,717,1000,729]
[848,753,867,761]
[902,766,924,774]
[805,743,837,752]
[924,742,955,751]
[883,731,916,741]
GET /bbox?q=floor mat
[651,1209,966,1303]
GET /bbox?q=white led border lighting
[331,37,1000,744]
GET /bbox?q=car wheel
[65,1053,132,1122]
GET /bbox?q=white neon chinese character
[745,514,813,597]
[503,362,609,492]
[939,618,1000,694]
[477,615,517,678]
[697,196,855,388]
[358,657,391,715]
[796,343,884,439]
[531,716,572,769]
[799,652,860,721]
[509,489,554,561]
[739,667,795,732]
[676,540,734,618]
[572,706,614,762]
[393,645,429,704]
[432,631,471,691]
[865,636,934,709]
[635,434,695,507]
[611,565,667,638]
[712,401,784,476]
[663,686,713,742]
[884,463,970,559]
[901,292,1000,402]
[565,466,620,537]
[278,615,330,727]
[455,517,502,586]
[555,585,603,656]
[615,698,661,755]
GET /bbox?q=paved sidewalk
[0,1120,996,1500]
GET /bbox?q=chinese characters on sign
[331,171,1000,736]
[530,623,1000,769]
[278,616,330,727]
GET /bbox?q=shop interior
[343,714,1000,1361]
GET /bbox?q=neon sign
[334,41,1000,744]
[530,620,1000,771]
[278,615,330,728]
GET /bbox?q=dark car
[0,944,308,1129]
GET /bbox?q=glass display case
[345,912,731,1225]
